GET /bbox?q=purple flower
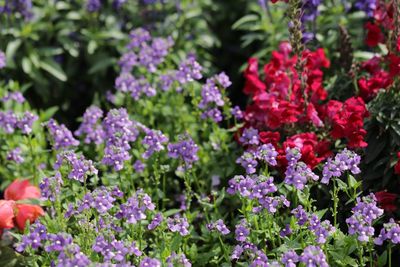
[133,159,146,173]
[292,205,309,226]
[321,149,361,184]
[374,218,400,245]
[140,257,161,267]
[142,128,168,159]
[201,107,223,122]
[198,79,224,109]
[6,147,24,163]
[282,250,299,267]
[0,51,6,68]
[255,143,278,166]
[236,151,258,174]
[55,151,97,182]
[86,0,101,12]
[167,214,190,236]
[15,223,47,252]
[46,119,79,149]
[75,106,105,145]
[148,213,163,230]
[45,233,73,252]
[346,194,383,242]
[167,135,199,168]
[300,245,328,267]
[215,72,232,88]
[239,127,259,146]
[284,148,318,190]
[175,55,203,84]
[40,171,63,202]
[231,106,243,120]
[127,28,151,49]
[1,91,25,103]
[355,0,377,17]
[56,244,91,267]
[119,51,138,73]
[280,224,292,237]
[207,219,230,235]
[166,252,191,267]
[116,189,155,224]
[0,111,18,133]
[159,73,175,91]
[235,221,250,242]
[17,111,38,134]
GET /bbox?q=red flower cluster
[241,42,369,167]
[0,179,44,235]
[375,191,398,213]
[358,1,400,102]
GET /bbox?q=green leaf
[336,179,348,191]
[0,246,21,267]
[5,40,22,66]
[21,57,32,74]
[232,15,260,30]
[88,58,116,74]
[377,250,387,267]
[163,209,181,217]
[40,60,67,81]
[170,235,182,252]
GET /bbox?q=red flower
[243,58,266,95]
[259,131,280,146]
[375,191,398,212]
[283,133,331,169]
[15,204,45,230]
[0,179,43,233]
[0,200,15,229]
[4,179,41,201]
[365,22,384,47]
[394,152,400,175]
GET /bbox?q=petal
[4,179,41,201]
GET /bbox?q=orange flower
[4,179,41,201]
[0,200,16,229]
[15,204,44,230]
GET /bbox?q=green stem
[332,179,339,228]
[389,246,392,267]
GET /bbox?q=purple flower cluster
[0,50,5,68]
[140,257,161,267]
[231,105,244,120]
[236,151,258,174]
[175,55,203,85]
[75,106,105,145]
[56,245,91,267]
[0,111,37,134]
[92,235,142,263]
[39,171,63,202]
[167,135,199,168]
[123,27,173,73]
[6,147,24,163]
[207,219,230,235]
[142,128,168,159]
[354,0,377,17]
[116,189,155,224]
[167,214,190,236]
[231,242,268,266]
[1,91,25,103]
[375,219,400,245]
[198,72,230,123]
[0,0,33,19]
[235,221,250,242]
[321,148,361,184]
[15,222,47,252]
[282,250,299,267]
[166,252,191,267]
[239,127,259,146]
[46,119,79,149]
[102,108,138,171]
[115,73,156,100]
[148,212,163,230]
[54,151,98,182]
[300,245,328,267]
[346,194,384,242]
[291,205,335,243]
[45,233,73,252]
[284,147,318,190]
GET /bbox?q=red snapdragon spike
[15,204,45,231]
[375,191,398,212]
[358,71,392,101]
[388,53,400,77]
[4,179,41,201]
[259,131,281,146]
[0,200,16,229]
[243,58,266,96]
[365,22,385,47]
